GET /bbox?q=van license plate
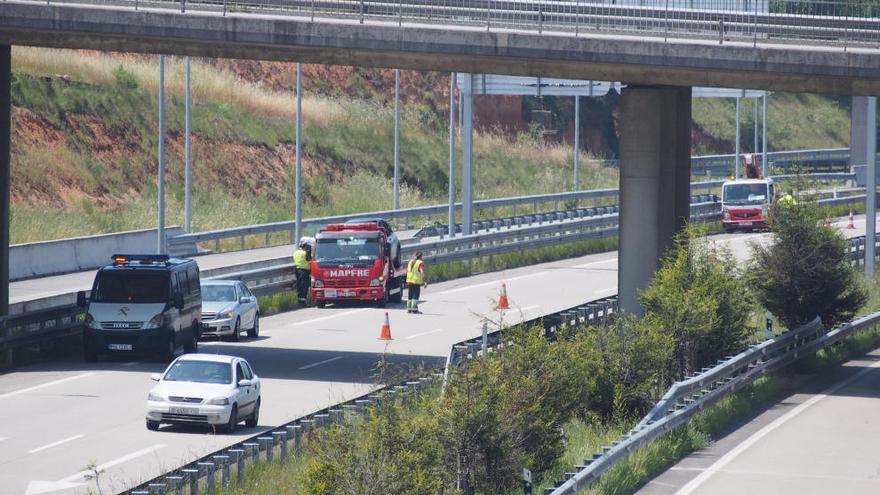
[170,407,198,415]
[108,343,133,351]
[324,289,337,298]
[740,222,753,226]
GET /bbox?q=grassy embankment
[10,48,618,244]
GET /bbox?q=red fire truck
[310,219,406,307]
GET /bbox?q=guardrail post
[482,321,488,354]
[259,436,274,462]
[148,481,169,494]
[181,468,198,495]
[211,455,229,487]
[360,0,364,23]
[274,431,288,461]
[198,462,215,495]
[287,425,302,454]
[228,449,244,481]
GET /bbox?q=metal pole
[295,63,303,244]
[448,73,456,238]
[461,73,474,235]
[753,95,758,154]
[157,55,166,254]
[574,96,580,191]
[762,93,768,177]
[0,45,10,316]
[184,56,192,233]
[866,96,876,278]
[735,95,741,178]
[393,69,401,210]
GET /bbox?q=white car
[200,280,260,341]
[145,354,261,432]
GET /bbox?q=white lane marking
[406,329,444,340]
[574,257,618,269]
[0,373,96,401]
[298,356,343,370]
[293,309,370,326]
[0,436,7,442]
[28,434,85,454]
[675,357,880,495]
[593,286,616,294]
[24,480,84,495]
[438,273,543,296]
[61,444,167,483]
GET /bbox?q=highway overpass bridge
[1,0,880,315]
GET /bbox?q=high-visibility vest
[406,259,425,285]
[778,194,796,208]
[294,248,310,271]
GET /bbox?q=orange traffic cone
[848,210,856,229]
[378,312,393,340]
[497,282,510,310]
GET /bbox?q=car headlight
[206,397,229,405]
[148,392,165,402]
[85,313,100,329]
[312,278,324,288]
[370,278,382,286]
[217,310,235,320]
[144,313,164,329]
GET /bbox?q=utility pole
[866,96,876,278]
[157,55,166,254]
[735,95,741,178]
[295,63,303,244]
[448,73,456,238]
[574,96,580,191]
[393,69,401,210]
[184,56,192,233]
[762,93,768,177]
[461,74,474,235]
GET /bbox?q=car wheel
[223,404,238,433]
[146,420,160,431]
[183,324,198,353]
[247,314,259,338]
[158,334,175,362]
[231,319,241,342]
[245,399,260,428]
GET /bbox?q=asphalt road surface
[1,217,871,495]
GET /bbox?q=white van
[78,254,202,362]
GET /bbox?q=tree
[748,202,867,329]
[639,225,754,378]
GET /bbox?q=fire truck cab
[721,178,776,233]
[310,219,406,307]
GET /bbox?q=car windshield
[317,237,380,261]
[723,183,768,206]
[92,271,169,304]
[163,360,232,384]
[201,284,236,302]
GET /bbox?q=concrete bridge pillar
[618,85,692,315]
[1,45,9,316]
[852,96,869,168]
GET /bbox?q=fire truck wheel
[316,301,326,308]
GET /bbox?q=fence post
[274,431,288,461]
[198,462,215,495]
[212,455,230,487]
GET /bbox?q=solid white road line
[593,286,617,294]
[0,373,96,401]
[574,257,618,269]
[28,434,85,454]
[438,272,544,296]
[675,357,880,495]
[406,329,444,340]
[60,444,167,483]
[298,356,343,370]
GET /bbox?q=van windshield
[93,271,169,304]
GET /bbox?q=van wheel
[247,314,259,338]
[184,324,198,353]
[158,334,176,362]
[389,278,403,303]
[231,319,241,342]
[316,301,326,308]
[146,420,160,431]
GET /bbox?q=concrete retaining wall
[10,227,190,281]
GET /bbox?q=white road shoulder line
[675,357,880,495]
[0,373,96,401]
[298,356,343,370]
[438,272,543,296]
[28,434,85,454]
[61,444,167,483]
[593,286,616,294]
[573,257,618,269]
[293,309,370,326]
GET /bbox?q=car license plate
[170,407,198,415]
[108,343,133,351]
[740,222,753,226]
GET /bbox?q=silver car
[200,280,259,341]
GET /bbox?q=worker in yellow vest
[406,251,426,314]
[293,240,312,304]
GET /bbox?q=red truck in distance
[309,219,406,307]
